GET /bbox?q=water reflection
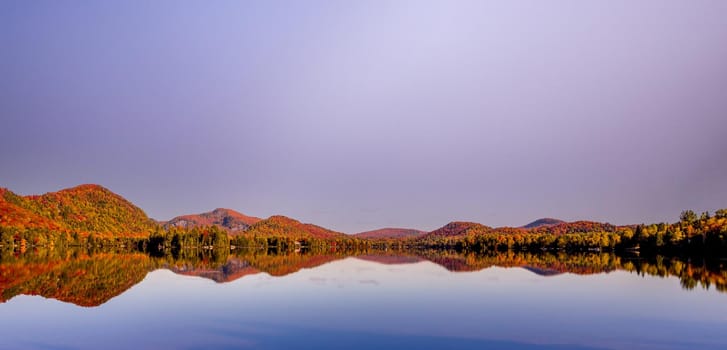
[1,248,725,307]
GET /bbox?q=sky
[1,1,726,233]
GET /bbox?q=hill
[0,184,156,238]
[522,218,565,229]
[423,221,492,238]
[418,219,619,240]
[527,220,617,235]
[245,215,345,239]
[354,228,426,239]
[164,208,261,235]
[0,188,63,232]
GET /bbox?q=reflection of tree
[230,249,345,276]
[150,248,348,281]
[414,250,620,275]
[412,250,727,293]
[681,277,698,290]
[0,249,151,307]
[2,248,726,308]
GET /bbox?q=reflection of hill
[0,249,350,306]
[414,250,727,291]
[0,251,151,307]
[168,259,261,283]
[158,250,347,282]
[416,250,619,275]
[1,249,726,308]
[355,255,424,265]
[521,266,564,276]
[238,252,344,277]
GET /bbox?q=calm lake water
[1,250,726,350]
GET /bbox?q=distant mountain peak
[266,215,299,223]
[425,221,492,237]
[522,218,565,229]
[354,228,426,239]
[67,183,106,191]
[163,208,261,234]
[211,208,237,215]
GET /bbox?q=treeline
[143,225,370,253]
[0,225,147,251]
[146,226,230,251]
[3,207,727,258]
[0,223,371,252]
[416,209,727,255]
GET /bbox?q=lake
[1,249,726,350]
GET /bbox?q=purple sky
[1,1,726,233]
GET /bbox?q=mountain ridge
[163,208,261,235]
[0,183,642,240]
[353,228,427,239]
[245,215,345,239]
[423,221,492,238]
[522,218,565,229]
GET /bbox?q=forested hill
[522,218,565,229]
[353,228,427,239]
[423,222,492,238]
[163,208,261,234]
[0,184,156,238]
[419,220,618,240]
[2,184,726,256]
[245,215,345,239]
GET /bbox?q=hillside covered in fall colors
[0,184,157,244]
[245,215,345,239]
[163,208,261,235]
[1,184,726,307]
[522,218,566,228]
[353,228,427,239]
[1,184,726,257]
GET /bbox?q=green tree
[680,210,697,225]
